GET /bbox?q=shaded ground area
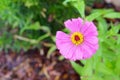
[0,48,80,80]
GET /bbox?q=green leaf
[104,75,120,80]
[63,0,76,5]
[20,22,40,34]
[40,26,51,32]
[82,59,93,76]
[37,33,50,41]
[63,28,70,33]
[104,12,120,19]
[88,75,103,80]
[71,61,83,75]
[115,55,120,75]
[63,0,85,18]
[58,56,64,61]
[73,0,85,18]
[47,45,56,58]
[97,17,108,35]
[111,24,120,34]
[86,9,114,21]
[106,24,120,37]
[117,35,120,44]
[79,59,94,80]
[96,63,114,75]
[86,11,103,21]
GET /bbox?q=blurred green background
[0,0,80,51]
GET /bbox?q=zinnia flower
[56,17,99,61]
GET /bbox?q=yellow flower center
[71,32,84,45]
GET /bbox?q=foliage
[64,0,120,80]
[0,0,79,51]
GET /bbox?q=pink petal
[56,31,70,49]
[56,31,75,59]
[56,31,70,40]
[80,21,98,36]
[64,18,83,32]
[84,36,98,45]
[59,42,75,59]
[79,44,93,59]
[73,46,83,60]
[84,41,99,53]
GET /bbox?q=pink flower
[56,17,99,61]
